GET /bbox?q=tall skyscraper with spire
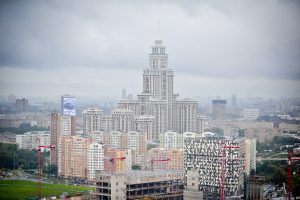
[118,36,198,142]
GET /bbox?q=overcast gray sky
[0,0,299,101]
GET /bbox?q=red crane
[286,150,300,200]
[220,141,240,200]
[105,157,126,174]
[37,140,55,199]
[150,158,170,171]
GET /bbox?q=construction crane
[150,158,170,171]
[220,141,240,200]
[104,157,126,174]
[37,139,55,199]
[286,150,300,200]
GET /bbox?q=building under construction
[93,170,184,200]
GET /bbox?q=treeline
[256,160,300,196]
[257,135,300,153]
[0,123,49,134]
[0,143,38,169]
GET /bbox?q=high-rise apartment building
[111,109,133,132]
[245,138,256,175]
[184,136,245,198]
[50,112,74,165]
[146,147,184,171]
[58,135,92,179]
[159,131,199,150]
[87,142,104,180]
[61,95,76,135]
[16,98,28,112]
[133,115,155,142]
[50,113,59,165]
[82,108,103,135]
[212,99,227,120]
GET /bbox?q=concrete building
[94,170,184,200]
[87,142,104,180]
[111,109,133,133]
[184,136,245,198]
[61,95,76,135]
[16,131,50,150]
[246,176,265,200]
[146,148,184,171]
[196,115,207,134]
[159,131,199,150]
[100,131,147,166]
[104,147,132,173]
[82,108,103,135]
[212,100,227,120]
[101,115,112,132]
[243,108,260,121]
[50,112,77,165]
[50,113,60,165]
[133,115,155,142]
[183,170,203,200]
[16,98,28,112]
[245,138,256,175]
[117,39,199,142]
[58,135,93,179]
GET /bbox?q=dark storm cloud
[0,0,299,98]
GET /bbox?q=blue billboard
[62,97,76,116]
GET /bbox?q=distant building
[82,108,103,135]
[212,99,227,120]
[16,98,28,112]
[93,170,184,200]
[159,131,199,150]
[16,131,50,150]
[61,95,76,135]
[243,108,260,121]
[111,109,133,132]
[245,138,256,175]
[133,115,155,142]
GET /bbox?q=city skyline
[0,1,300,100]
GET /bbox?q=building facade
[94,170,184,200]
[82,108,103,135]
[117,39,199,142]
[87,142,104,180]
[184,136,245,198]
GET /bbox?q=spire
[157,20,161,41]
[155,21,162,46]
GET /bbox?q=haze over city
[0,0,300,101]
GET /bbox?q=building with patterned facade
[184,136,245,198]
